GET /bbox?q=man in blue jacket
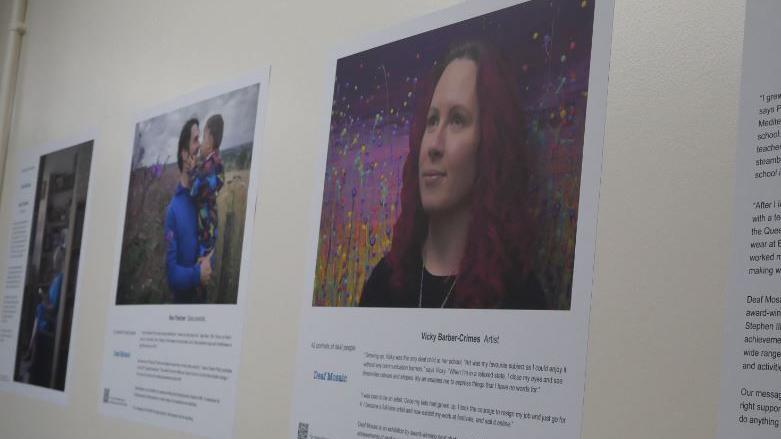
[164,118,212,303]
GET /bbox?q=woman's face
[419,58,480,216]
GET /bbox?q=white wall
[0,1,745,438]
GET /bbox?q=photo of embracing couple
[116,84,259,305]
[166,114,225,303]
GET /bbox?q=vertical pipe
[0,0,28,199]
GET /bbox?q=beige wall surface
[0,1,745,438]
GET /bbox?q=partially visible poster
[99,72,268,438]
[0,137,94,404]
[718,1,781,437]
[292,0,613,438]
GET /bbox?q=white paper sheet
[99,70,269,438]
[0,136,95,405]
[291,1,614,437]
[718,1,781,436]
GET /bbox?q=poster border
[0,130,98,406]
[105,68,271,310]
[300,0,615,315]
[98,67,271,438]
[716,2,771,438]
[293,0,614,436]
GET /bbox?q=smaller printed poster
[0,137,95,404]
[291,0,613,438]
[718,1,781,437]
[99,71,268,438]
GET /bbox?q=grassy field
[116,144,252,304]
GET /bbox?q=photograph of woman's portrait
[312,0,595,309]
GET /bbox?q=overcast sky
[132,83,259,168]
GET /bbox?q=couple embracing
[164,115,225,303]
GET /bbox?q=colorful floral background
[313,0,595,309]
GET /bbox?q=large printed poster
[718,1,781,436]
[100,72,268,437]
[293,0,613,438]
[0,137,94,404]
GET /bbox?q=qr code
[297,422,309,439]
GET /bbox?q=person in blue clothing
[24,239,65,385]
[164,118,213,303]
[190,114,225,261]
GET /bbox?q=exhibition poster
[291,0,614,437]
[99,71,268,438]
[0,137,94,404]
[718,0,781,436]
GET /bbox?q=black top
[359,256,549,309]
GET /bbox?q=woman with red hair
[360,41,547,309]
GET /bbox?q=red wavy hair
[387,41,538,308]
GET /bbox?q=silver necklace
[418,260,457,308]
